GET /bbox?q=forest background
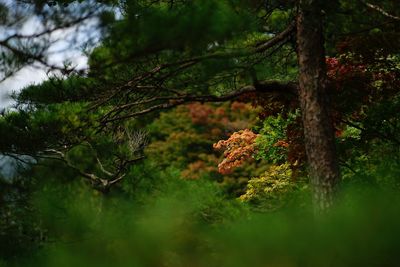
[1,0,400,266]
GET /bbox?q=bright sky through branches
[0,0,101,108]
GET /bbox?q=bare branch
[254,21,296,53]
[41,146,145,193]
[101,85,255,123]
[90,21,296,109]
[103,102,183,123]
[125,129,149,154]
[0,39,76,75]
[362,1,400,21]
[1,13,95,44]
[82,142,114,177]
[102,80,298,123]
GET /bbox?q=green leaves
[255,110,299,164]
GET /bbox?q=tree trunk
[296,0,340,211]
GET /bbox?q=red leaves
[187,103,213,124]
[186,102,255,127]
[231,101,248,111]
[326,56,366,85]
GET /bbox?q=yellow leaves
[239,164,294,210]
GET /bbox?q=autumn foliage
[213,129,258,174]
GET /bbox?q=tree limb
[90,21,296,109]
[41,148,145,193]
[362,1,400,21]
[102,81,298,123]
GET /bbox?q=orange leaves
[213,129,258,174]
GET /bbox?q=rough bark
[296,0,340,211]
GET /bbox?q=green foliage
[254,110,299,164]
[340,140,400,189]
[0,175,43,260]
[121,0,254,51]
[90,0,256,72]
[15,76,97,106]
[4,180,400,267]
[0,102,100,154]
[2,0,400,264]
[265,9,293,31]
[145,102,267,196]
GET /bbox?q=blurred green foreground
[2,170,400,267]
